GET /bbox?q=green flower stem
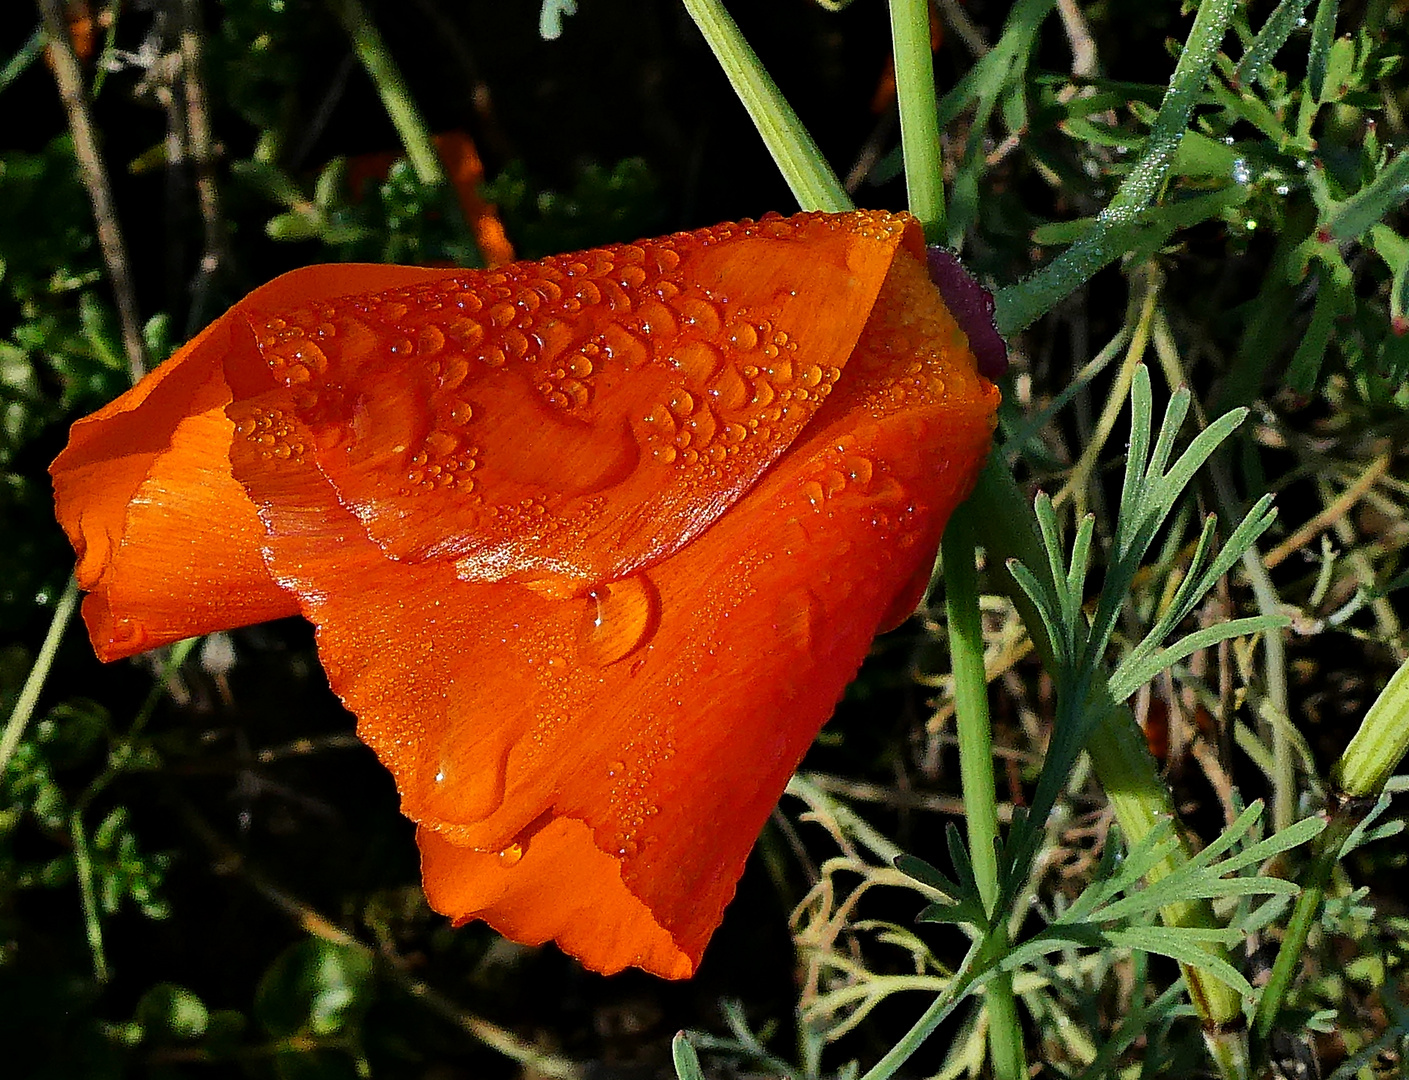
[1249,804,1354,1055]
[887,0,946,241]
[943,506,1027,1080]
[325,0,479,260]
[327,0,444,187]
[993,0,1237,336]
[0,576,79,776]
[966,458,1246,1031]
[70,808,109,983]
[1253,658,1409,1058]
[679,0,852,214]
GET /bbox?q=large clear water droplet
[577,574,661,666]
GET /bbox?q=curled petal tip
[926,246,1008,380]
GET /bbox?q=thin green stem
[327,0,444,187]
[943,506,1027,1080]
[70,809,109,983]
[680,0,852,213]
[325,0,478,259]
[77,637,199,813]
[0,577,79,776]
[993,0,1237,335]
[1249,813,1345,1053]
[887,0,945,240]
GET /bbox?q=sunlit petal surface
[51,210,998,977]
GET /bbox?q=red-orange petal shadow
[51,210,999,978]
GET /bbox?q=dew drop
[578,575,661,666]
[498,843,524,867]
[688,406,718,446]
[440,356,470,390]
[675,296,722,338]
[693,361,741,412]
[488,302,517,327]
[775,587,817,651]
[602,323,648,369]
[419,325,446,356]
[561,378,590,408]
[425,430,459,458]
[845,455,874,486]
[802,480,825,509]
[727,320,758,350]
[667,388,695,416]
[447,317,485,349]
[637,299,677,338]
[672,340,721,384]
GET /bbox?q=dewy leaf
[50,209,1000,980]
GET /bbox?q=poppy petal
[52,210,999,978]
[217,219,996,976]
[225,211,925,599]
[50,265,460,659]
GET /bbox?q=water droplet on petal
[578,574,661,666]
[672,340,721,384]
[709,366,750,410]
[728,320,758,350]
[497,843,523,867]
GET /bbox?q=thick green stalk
[679,0,852,214]
[943,508,1027,1080]
[887,0,945,241]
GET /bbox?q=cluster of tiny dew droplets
[233,404,307,464]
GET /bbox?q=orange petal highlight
[51,210,999,978]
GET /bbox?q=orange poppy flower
[51,209,999,978]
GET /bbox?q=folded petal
[225,211,926,598]
[219,218,998,976]
[53,210,997,977]
[50,265,460,659]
